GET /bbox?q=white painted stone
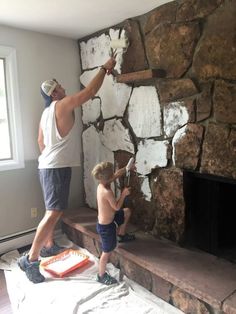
[128,86,162,138]
[141,176,152,202]
[172,125,187,166]
[100,77,132,119]
[82,98,101,124]
[82,125,114,209]
[164,101,189,137]
[80,69,132,119]
[80,34,110,70]
[100,119,134,153]
[136,139,169,175]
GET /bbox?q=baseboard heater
[0,228,63,255]
[0,228,37,255]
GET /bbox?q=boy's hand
[122,187,131,197]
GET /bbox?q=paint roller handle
[126,157,135,172]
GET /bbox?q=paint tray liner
[40,249,89,277]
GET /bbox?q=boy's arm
[112,167,126,181]
[106,187,131,211]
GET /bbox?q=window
[0,46,24,171]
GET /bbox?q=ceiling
[0,0,172,39]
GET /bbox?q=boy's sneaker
[97,272,118,285]
[18,255,45,284]
[117,233,136,243]
[40,243,65,257]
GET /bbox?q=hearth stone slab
[62,207,236,314]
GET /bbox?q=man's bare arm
[37,125,45,153]
[62,57,116,111]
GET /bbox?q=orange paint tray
[40,249,89,277]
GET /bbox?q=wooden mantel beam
[116,69,166,84]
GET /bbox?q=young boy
[91,161,135,285]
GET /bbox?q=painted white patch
[164,101,189,137]
[100,119,134,153]
[80,69,132,119]
[82,98,101,124]
[80,68,97,88]
[82,126,113,208]
[141,176,152,202]
[128,86,162,138]
[172,125,187,166]
[80,34,110,70]
[136,139,169,175]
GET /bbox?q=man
[18,57,116,283]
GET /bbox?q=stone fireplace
[78,0,236,260]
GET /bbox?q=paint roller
[109,36,129,57]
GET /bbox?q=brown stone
[192,0,236,80]
[201,123,236,179]
[151,168,185,242]
[173,123,204,170]
[119,256,152,291]
[145,22,200,78]
[196,82,213,122]
[223,291,236,314]
[121,19,148,73]
[143,1,178,34]
[171,287,210,314]
[176,0,224,22]
[214,80,236,124]
[151,273,172,302]
[156,78,198,103]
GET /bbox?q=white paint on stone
[164,101,189,137]
[128,86,162,138]
[80,69,132,119]
[80,34,110,70]
[82,98,101,124]
[136,139,169,175]
[141,176,152,202]
[100,119,134,153]
[172,125,187,166]
[100,77,132,119]
[82,125,114,209]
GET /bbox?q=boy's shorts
[97,209,125,253]
[38,167,71,211]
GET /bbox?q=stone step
[62,207,236,314]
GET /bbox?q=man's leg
[28,209,62,261]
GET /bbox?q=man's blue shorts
[97,209,125,253]
[38,168,71,211]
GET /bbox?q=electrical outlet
[31,207,38,218]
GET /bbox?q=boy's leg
[117,207,131,236]
[117,208,136,242]
[97,251,117,285]
[98,251,111,277]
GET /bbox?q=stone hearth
[62,208,236,314]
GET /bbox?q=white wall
[0,25,83,238]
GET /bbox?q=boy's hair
[91,162,114,182]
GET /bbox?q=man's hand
[103,57,116,75]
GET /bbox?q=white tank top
[38,101,80,169]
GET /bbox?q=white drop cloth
[0,234,183,314]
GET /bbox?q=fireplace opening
[183,171,236,262]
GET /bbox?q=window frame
[0,45,24,171]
